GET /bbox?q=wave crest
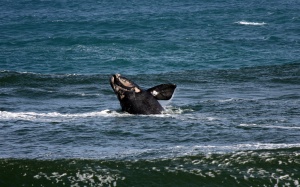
[0,107,186,122]
[235,21,267,26]
[0,110,131,122]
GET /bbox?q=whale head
[110,74,141,100]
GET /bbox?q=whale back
[120,90,164,114]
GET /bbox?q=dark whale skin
[110,74,176,115]
[119,90,164,115]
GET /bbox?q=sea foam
[0,110,128,122]
[236,21,267,26]
[0,109,180,122]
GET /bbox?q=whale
[110,74,176,114]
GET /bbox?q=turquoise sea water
[1,0,300,186]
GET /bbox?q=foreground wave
[1,149,300,187]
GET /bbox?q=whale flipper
[147,84,177,100]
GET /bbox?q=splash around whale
[110,74,176,115]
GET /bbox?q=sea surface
[1,0,300,186]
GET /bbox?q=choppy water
[1,0,300,186]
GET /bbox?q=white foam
[0,108,185,122]
[163,106,187,114]
[236,21,267,26]
[0,110,131,122]
[183,143,300,155]
[219,98,235,103]
[239,123,300,129]
[132,143,300,159]
[33,171,121,186]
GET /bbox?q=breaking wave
[235,21,267,26]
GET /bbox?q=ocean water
[1,0,300,186]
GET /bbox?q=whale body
[110,74,176,114]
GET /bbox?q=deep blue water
[1,0,300,186]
